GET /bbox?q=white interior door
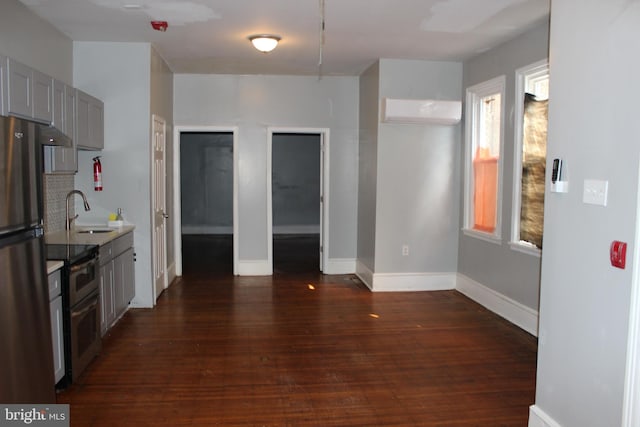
[151,114,167,301]
[319,133,325,271]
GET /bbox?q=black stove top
[46,243,99,264]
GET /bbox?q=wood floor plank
[56,235,537,426]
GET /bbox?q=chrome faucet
[66,190,91,230]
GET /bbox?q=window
[463,76,506,242]
[511,60,549,255]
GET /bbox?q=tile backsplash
[43,174,74,233]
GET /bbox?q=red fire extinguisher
[93,156,103,191]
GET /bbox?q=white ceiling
[18,0,550,76]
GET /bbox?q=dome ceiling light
[248,34,281,53]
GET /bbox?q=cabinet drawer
[113,232,133,257]
[99,242,113,265]
[48,269,61,300]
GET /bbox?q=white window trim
[463,75,506,243]
[510,59,548,256]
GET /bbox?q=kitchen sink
[76,229,113,234]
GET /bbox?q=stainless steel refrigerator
[0,116,56,403]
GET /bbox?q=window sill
[509,241,541,258]
[462,228,502,245]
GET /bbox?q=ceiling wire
[318,0,325,80]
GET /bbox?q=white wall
[74,42,155,308]
[173,74,359,270]
[458,23,549,313]
[531,1,640,426]
[0,0,72,84]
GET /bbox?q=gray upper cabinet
[44,80,77,174]
[0,55,105,171]
[0,55,6,116]
[64,84,75,138]
[75,89,104,150]
[5,57,52,124]
[6,58,31,119]
[32,69,53,123]
[52,79,64,132]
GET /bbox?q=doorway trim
[622,158,640,426]
[151,114,168,302]
[172,126,239,276]
[267,127,330,274]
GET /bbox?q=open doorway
[268,128,329,274]
[173,127,239,277]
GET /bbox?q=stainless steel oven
[69,288,101,382]
[46,243,101,386]
[68,255,99,307]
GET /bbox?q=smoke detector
[150,21,168,32]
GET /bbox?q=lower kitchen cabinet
[48,268,65,384]
[114,247,135,316]
[99,231,135,335]
[99,252,115,335]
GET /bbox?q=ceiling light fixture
[248,34,281,53]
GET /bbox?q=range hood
[39,125,71,147]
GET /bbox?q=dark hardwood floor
[57,234,538,426]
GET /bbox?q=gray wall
[180,133,234,233]
[533,1,640,426]
[357,62,380,275]
[173,75,359,265]
[0,0,72,84]
[74,42,158,308]
[180,132,320,235]
[357,59,462,283]
[272,133,320,232]
[375,59,462,274]
[458,23,549,311]
[0,0,75,234]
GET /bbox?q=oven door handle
[69,258,96,273]
[71,297,98,318]
[72,305,93,319]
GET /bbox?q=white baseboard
[273,225,320,234]
[354,261,457,292]
[182,225,320,235]
[372,272,456,292]
[238,258,354,276]
[167,261,176,286]
[528,405,562,427]
[355,261,374,290]
[456,274,539,336]
[237,260,272,276]
[323,258,356,275]
[182,225,232,235]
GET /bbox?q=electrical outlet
[402,245,409,256]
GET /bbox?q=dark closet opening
[272,133,321,274]
[180,132,233,277]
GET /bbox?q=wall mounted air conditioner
[381,98,462,125]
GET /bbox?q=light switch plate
[583,179,608,206]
